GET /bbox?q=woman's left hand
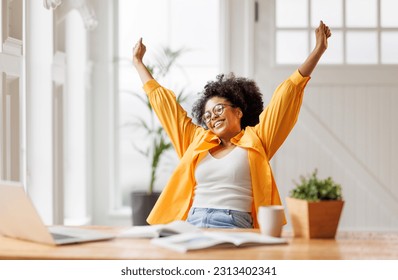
[298,20,331,77]
[315,21,331,53]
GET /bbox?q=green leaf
[289,169,343,201]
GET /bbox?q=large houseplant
[129,47,188,225]
[286,169,344,239]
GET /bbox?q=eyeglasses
[202,103,234,124]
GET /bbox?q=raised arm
[298,21,331,77]
[133,38,154,84]
[256,21,331,158]
[131,37,199,158]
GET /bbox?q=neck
[219,130,241,147]
[220,139,234,147]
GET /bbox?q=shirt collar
[196,128,263,154]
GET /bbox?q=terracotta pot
[286,197,344,239]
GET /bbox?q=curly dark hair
[192,73,264,129]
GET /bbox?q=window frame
[274,0,398,66]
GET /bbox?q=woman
[133,21,331,228]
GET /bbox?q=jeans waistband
[190,207,250,215]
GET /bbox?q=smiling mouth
[213,120,224,128]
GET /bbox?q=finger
[322,21,329,34]
[325,25,331,35]
[134,38,142,49]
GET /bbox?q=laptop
[0,181,115,245]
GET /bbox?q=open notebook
[0,181,115,245]
[151,231,287,253]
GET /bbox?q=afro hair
[192,73,264,129]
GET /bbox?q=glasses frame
[202,103,234,124]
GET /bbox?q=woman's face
[203,97,242,140]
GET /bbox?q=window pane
[170,0,219,66]
[311,31,344,64]
[381,0,398,27]
[346,32,378,64]
[276,0,308,27]
[346,0,377,27]
[119,0,169,57]
[381,32,398,64]
[311,0,343,28]
[276,31,308,64]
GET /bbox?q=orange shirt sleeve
[255,70,310,159]
[143,79,199,158]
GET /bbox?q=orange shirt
[144,70,310,228]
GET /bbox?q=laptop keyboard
[51,232,74,240]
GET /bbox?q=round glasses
[202,103,234,124]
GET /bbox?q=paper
[151,231,287,253]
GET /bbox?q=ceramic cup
[257,205,285,237]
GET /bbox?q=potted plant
[128,47,188,225]
[286,169,344,239]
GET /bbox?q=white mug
[257,205,284,237]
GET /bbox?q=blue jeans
[186,207,253,229]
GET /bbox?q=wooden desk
[1,227,398,260]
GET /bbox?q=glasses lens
[214,104,224,115]
[203,112,211,123]
[202,104,230,124]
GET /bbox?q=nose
[210,112,221,122]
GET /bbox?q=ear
[237,108,243,119]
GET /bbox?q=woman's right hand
[132,37,154,84]
[133,37,146,67]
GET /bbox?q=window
[275,0,398,64]
[116,0,220,209]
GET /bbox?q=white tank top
[193,146,253,212]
